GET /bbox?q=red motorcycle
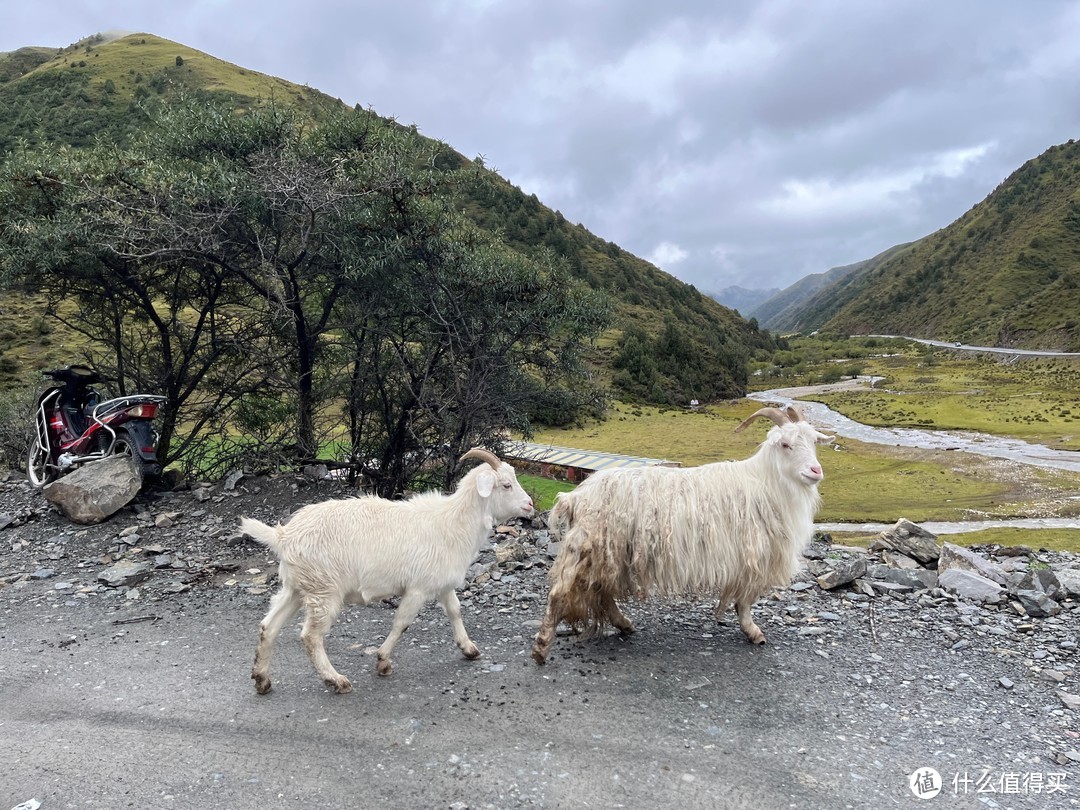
[27,365,168,487]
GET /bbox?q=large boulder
[867,563,938,591]
[938,542,1009,585]
[43,454,143,525]
[1055,568,1080,599]
[1010,569,1064,618]
[868,519,940,564]
[98,559,152,588]
[938,568,1005,604]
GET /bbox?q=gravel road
[2,471,1079,809]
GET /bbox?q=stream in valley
[750,381,1080,535]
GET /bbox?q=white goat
[531,406,832,663]
[241,448,534,693]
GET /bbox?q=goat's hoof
[462,644,481,660]
[329,676,353,694]
[747,632,767,645]
[376,658,392,676]
[531,648,548,665]
[253,673,272,695]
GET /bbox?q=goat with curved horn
[459,447,502,470]
[242,443,534,690]
[532,404,832,663]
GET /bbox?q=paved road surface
[2,580,1074,809]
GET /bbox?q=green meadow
[811,354,1080,451]
[518,474,575,513]
[529,343,1080,549]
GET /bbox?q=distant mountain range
[750,243,914,332]
[746,140,1080,351]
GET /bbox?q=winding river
[749,379,1080,534]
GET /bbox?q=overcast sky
[5,1,1080,295]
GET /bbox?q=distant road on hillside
[866,335,1080,357]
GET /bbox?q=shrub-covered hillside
[0,32,779,403]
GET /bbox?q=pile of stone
[812,518,1079,619]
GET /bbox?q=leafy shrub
[0,382,38,472]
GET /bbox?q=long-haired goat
[241,448,534,693]
[531,406,832,664]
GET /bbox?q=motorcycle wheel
[26,439,54,488]
[111,428,137,461]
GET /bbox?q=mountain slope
[805,141,1080,350]
[710,285,781,315]
[755,242,914,332]
[750,261,857,330]
[0,33,340,152]
[0,46,55,84]
[0,32,777,396]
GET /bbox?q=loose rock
[43,455,143,525]
[98,559,152,588]
[937,568,1004,604]
[868,518,940,564]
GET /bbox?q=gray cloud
[5,1,1080,293]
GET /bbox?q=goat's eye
[503,482,512,489]
[781,441,792,450]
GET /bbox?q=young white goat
[532,406,832,663]
[241,448,534,693]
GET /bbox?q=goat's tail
[239,517,283,554]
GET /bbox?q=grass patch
[756,337,1080,450]
[528,400,1079,526]
[813,438,1012,523]
[531,401,761,466]
[812,356,1080,450]
[829,528,1080,553]
[939,528,1080,553]
[0,292,88,390]
[518,473,575,512]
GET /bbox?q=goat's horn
[785,405,803,423]
[459,447,501,471]
[734,407,791,433]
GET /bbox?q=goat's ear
[475,469,496,498]
[815,431,835,445]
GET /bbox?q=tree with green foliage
[611,324,663,402]
[0,98,610,486]
[611,319,747,405]
[340,211,609,496]
[0,125,278,465]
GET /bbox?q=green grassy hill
[795,141,1080,350]
[0,46,56,84]
[0,32,775,397]
[752,242,914,332]
[0,33,339,151]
